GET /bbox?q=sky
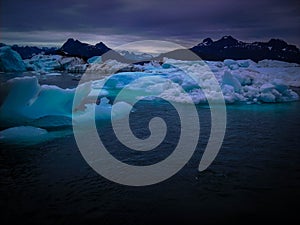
[1,0,300,50]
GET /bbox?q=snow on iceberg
[0,46,26,72]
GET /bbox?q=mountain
[59,38,110,59]
[3,36,299,64]
[0,43,57,59]
[189,36,300,63]
[159,36,300,63]
[58,38,129,62]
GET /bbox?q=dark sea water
[0,73,300,225]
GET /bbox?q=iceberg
[0,126,48,144]
[25,54,62,72]
[0,46,26,72]
[73,97,133,124]
[87,56,102,64]
[0,76,133,129]
[222,71,242,92]
[0,76,90,126]
[0,125,74,146]
[24,54,87,74]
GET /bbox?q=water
[1,74,300,224]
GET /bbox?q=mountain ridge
[2,36,300,63]
[189,36,300,63]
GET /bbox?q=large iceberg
[0,46,26,72]
[0,76,133,128]
[0,76,87,126]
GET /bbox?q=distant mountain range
[160,36,300,63]
[1,36,300,63]
[0,43,57,59]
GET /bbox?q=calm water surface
[0,73,299,224]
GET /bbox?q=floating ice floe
[0,125,73,146]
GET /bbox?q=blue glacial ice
[0,46,27,72]
[0,76,132,128]
[0,76,133,143]
[0,57,299,143]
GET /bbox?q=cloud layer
[1,0,299,47]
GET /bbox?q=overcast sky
[1,0,299,48]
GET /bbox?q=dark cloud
[1,0,299,47]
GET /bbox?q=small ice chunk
[224,59,237,67]
[272,79,289,93]
[224,59,239,70]
[259,93,276,102]
[237,60,250,68]
[0,126,48,141]
[222,71,242,92]
[260,83,275,93]
[46,72,62,76]
[87,56,102,64]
